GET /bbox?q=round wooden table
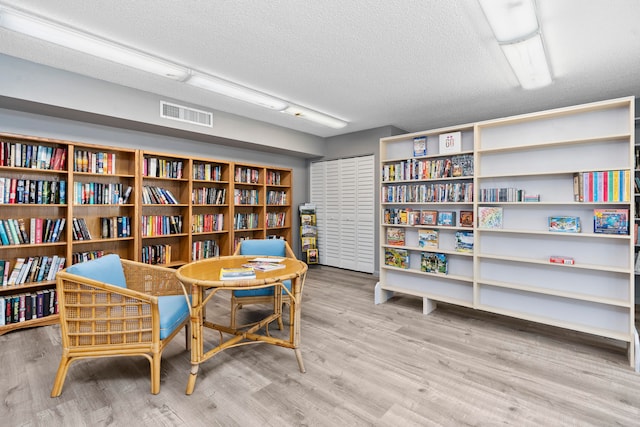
[176,255,308,395]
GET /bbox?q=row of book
[381,154,474,182]
[71,217,93,241]
[0,178,66,205]
[73,150,117,174]
[141,244,171,265]
[192,213,224,233]
[142,185,179,204]
[192,239,219,261]
[573,170,630,202]
[266,212,287,228]
[73,182,132,205]
[385,248,451,274]
[266,170,282,185]
[141,215,183,236]
[1,255,66,286]
[0,217,66,246]
[382,182,474,203]
[192,163,223,181]
[0,141,66,171]
[100,216,132,239]
[142,157,184,179]
[0,289,58,326]
[234,167,260,184]
[479,187,528,203]
[384,208,474,228]
[234,213,260,230]
[234,188,259,205]
[71,250,104,265]
[192,187,226,205]
[387,228,473,252]
[267,190,287,205]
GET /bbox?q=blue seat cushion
[65,254,127,288]
[238,240,286,257]
[233,279,291,298]
[158,295,190,340]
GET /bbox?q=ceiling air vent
[160,101,213,127]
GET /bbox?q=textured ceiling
[0,0,639,138]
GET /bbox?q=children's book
[548,216,581,233]
[459,210,474,227]
[413,136,427,157]
[477,207,503,229]
[455,231,473,252]
[385,248,409,269]
[420,252,448,274]
[437,211,456,227]
[593,208,629,234]
[420,210,438,226]
[418,229,439,248]
[219,267,256,280]
[386,227,405,246]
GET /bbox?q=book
[438,131,462,154]
[384,248,409,269]
[420,252,448,274]
[477,207,503,229]
[550,255,575,265]
[418,229,438,248]
[242,262,285,272]
[593,208,629,235]
[459,210,474,227]
[420,210,438,226]
[219,267,256,281]
[455,231,473,252]
[548,216,581,233]
[386,227,405,246]
[437,211,456,226]
[413,136,427,157]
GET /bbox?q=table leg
[186,364,199,395]
[186,287,203,395]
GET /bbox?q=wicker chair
[51,254,191,397]
[231,239,296,329]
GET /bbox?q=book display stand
[299,203,318,264]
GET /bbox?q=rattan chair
[231,239,296,329]
[51,254,191,397]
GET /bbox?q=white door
[355,155,375,273]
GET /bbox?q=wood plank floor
[1,265,640,426]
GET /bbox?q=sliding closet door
[310,155,374,273]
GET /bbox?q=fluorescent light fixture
[501,34,552,90]
[186,73,289,111]
[478,0,539,42]
[0,6,190,80]
[283,105,348,129]
[478,0,552,89]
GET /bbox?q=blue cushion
[158,295,190,340]
[238,240,286,257]
[65,254,127,288]
[234,279,291,297]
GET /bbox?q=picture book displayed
[455,231,473,252]
[436,211,456,227]
[418,229,439,248]
[420,252,448,274]
[413,136,427,157]
[459,210,474,227]
[219,267,256,280]
[477,206,503,229]
[438,131,462,154]
[386,227,406,246]
[385,248,409,269]
[420,210,438,225]
[548,216,581,233]
[593,208,629,235]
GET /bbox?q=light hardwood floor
[1,265,640,426]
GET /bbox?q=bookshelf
[376,97,637,367]
[265,167,292,242]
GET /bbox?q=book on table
[219,267,256,280]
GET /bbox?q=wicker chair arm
[121,259,187,296]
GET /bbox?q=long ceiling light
[478,0,552,90]
[0,6,348,128]
[283,105,348,129]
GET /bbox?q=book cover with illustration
[548,216,581,233]
[455,231,473,252]
[413,136,427,157]
[386,227,406,246]
[593,208,629,234]
[459,210,474,227]
[420,252,448,274]
[385,248,409,269]
[477,207,503,229]
[418,229,439,248]
[437,211,456,226]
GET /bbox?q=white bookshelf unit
[375,97,637,367]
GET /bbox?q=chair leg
[184,323,191,351]
[50,355,72,397]
[150,353,161,395]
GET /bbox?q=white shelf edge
[476,228,631,240]
[380,265,473,283]
[476,253,631,274]
[476,132,631,154]
[382,244,474,257]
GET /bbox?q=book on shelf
[550,255,575,265]
[420,210,438,226]
[420,252,448,274]
[418,229,438,249]
[300,214,316,226]
[413,136,427,157]
[436,211,456,227]
[455,231,473,252]
[384,248,409,269]
[386,227,405,246]
[459,210,473,227]
[301,236,316,252]
[438,131,462,154]
[219,267,256,281]
[593,208,629,235]
[548,216,581,233]
[477,206,503,229]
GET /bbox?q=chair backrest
[237,239,287,257]
[64,254,127,288]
